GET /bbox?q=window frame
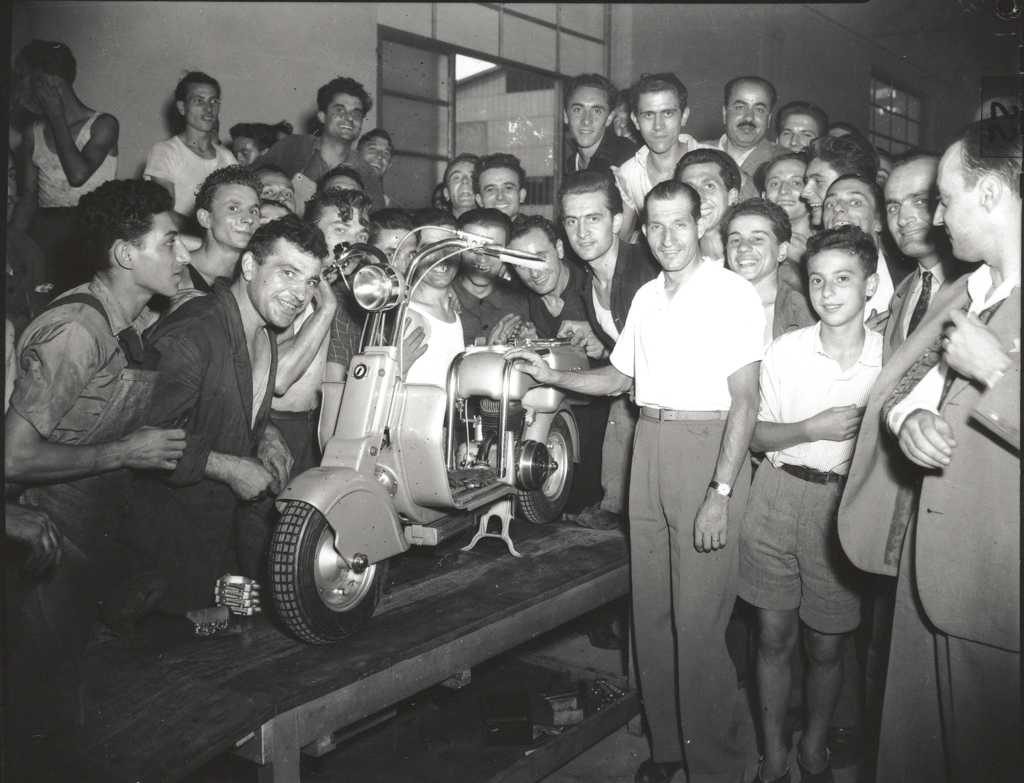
[868,71,924,155]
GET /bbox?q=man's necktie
[906,270,933,337]
[882,297,1005,422]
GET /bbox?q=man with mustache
[705,76,786,199]
[127,216,329,614]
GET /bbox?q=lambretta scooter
[269,227,589,644]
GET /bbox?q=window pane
[382,40,449,100]
[907,95,921,121]
[907,121,920,145]
[891,90,908,117]
[872,107,890,138]
[559,31,604,75]
[505,3,556,23]
[388,154,441,210]
[872,83,892,106]
[502,14,556,71]
[382,95,448,157]
[560,4,605,38]
[891,114,907,143]
[377,3,432,36]
[436,3,499,55]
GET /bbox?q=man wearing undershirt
[559,170,657,531]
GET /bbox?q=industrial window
[869,75,922,155]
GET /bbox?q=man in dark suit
[838,118,1020,782]
[880,151,966,359]
[562,73,637,176]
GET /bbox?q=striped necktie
[906,270,933,337]
[882,297,1005,421]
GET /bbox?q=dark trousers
[629,416,754,775]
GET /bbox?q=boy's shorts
[738,460,861,633]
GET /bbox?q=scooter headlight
[352,264,405,311]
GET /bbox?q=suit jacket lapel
[942,286,1020,405]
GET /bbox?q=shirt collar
[88,276,132,334]
[717,134,756,166]
[918,262,946,286]
[967,263,1017,311]
[811,321,883,368]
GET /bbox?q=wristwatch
[708,480,732,498]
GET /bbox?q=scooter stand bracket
[462,497,522,558]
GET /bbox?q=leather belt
[778,462,847,485]
[640,406,728,422]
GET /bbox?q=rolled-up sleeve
[147,332,212,485]
[10,319,102,439]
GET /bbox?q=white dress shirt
[899,262,947,340]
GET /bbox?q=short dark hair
[776,100,829,138]
[474,153,527,192]
[77,180,173,272]
[444,153,480,185]
[357,128,393,150]
[456,207,511,239]
[825,173,884,221]
[558,170,623,216]
[304,187,373,227]
[18,40,76,84]
[755,152,807,194]
[723,76,778,111]
[229,122,279,151]
[643,180,701,223]
[510,214,561,247]
[318,164,365,192]
[674,148,742,194]
[194,165,261,215]
[807,134,878,180]
[631,72,688,114]
[720,197,792,246]
[563,73,615,110]
[246,213,328,269]
[316,76,372,115]
[957,117,1022,197]
[174,70,220,103]
[369,207,415,243]
[413,207,457,230]
[253,163,290,181]
[805,225,878,276]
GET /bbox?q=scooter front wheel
[270,500,388,644]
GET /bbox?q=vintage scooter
[269,228,589,644]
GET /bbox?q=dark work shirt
[582,240,659,351]
[563,131,638,176]
[527,261,590,339]
[452,278,531,345]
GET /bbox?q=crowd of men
[5,37,1020,783]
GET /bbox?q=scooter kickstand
[462,497,522,558]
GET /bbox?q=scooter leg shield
[276,467,407,563]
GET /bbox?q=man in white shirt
[838,118,1020,783]
[612,72,701,242]
[144,71,237,219]
[516,180,763,782]
[821,173,895,320]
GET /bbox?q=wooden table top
[63,522,628,782]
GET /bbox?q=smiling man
[675,148,741,265]
[562,73,637,175]
[128,215,329,614]
[706,76,786,197]
[801,134,878,228]
[760,153,812,263]
[442,153,479,218]
[822,173,895,320]
[260,76,384,214]
[474,152,528,220]
[775,100,829,154]
[517,180,763,782]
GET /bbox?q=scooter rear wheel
[518,412,576,524]
[270,500,388,644]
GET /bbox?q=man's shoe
[574,504,622,530]
[635,759,683,783]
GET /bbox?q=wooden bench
[62,522,629,782]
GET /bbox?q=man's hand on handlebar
[508,349,558,385]
[556,320,606,359]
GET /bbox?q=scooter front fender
[276,467,408,563]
